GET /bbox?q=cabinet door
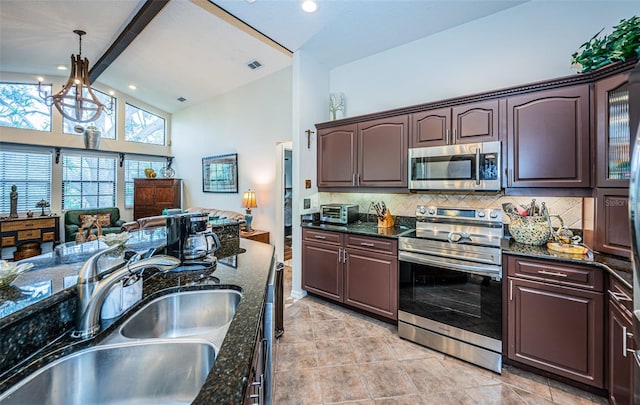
[358,116,408,187]
[507,277,604,388]
[596,72,631,187]
[154,179,181,207]
[608,295,634,405]
[452,100,500,144]
[134,179,155,205]
[411,108,451,147]
[595,188,630,258]
[302,240,343,302]
[344,248,397,320]
[506,85,590,188]
[317,124,357,187]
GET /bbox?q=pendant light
[39,30,111,123]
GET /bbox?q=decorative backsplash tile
[320,192,583,229]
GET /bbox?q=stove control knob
[427,208,435,215]
[477,211,486,218]
[418,206,427,214]
[490,211,499,219]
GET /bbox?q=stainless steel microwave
[408,141,501,191]
[320,204,359,224]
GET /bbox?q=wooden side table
[240,229,270,244]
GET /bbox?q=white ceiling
[0,0,526,114]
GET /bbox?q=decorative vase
[83,125,101,150]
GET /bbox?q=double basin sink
[0,289,242,405]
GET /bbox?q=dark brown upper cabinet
[596,72,631,187]
[317,116,408,189]
[594,187,630,258]
[317,124,357,188]
[411,100,499,147]
[506,84,591,188]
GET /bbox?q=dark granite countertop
[301,221,414,238]
[503,240,632,290]
[0,237,274,405]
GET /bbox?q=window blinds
[0,150,52,214]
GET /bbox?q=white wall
[171,67,292,234]
[329,1,639,117]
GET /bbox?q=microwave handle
[475,148,481,185]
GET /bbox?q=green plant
[571,16,640,73]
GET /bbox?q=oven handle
[399,251,502,281]
[475,148,481,185]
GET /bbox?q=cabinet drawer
[18,229,41,240]
[302,228,341,245]
[608,276,633,313]
[345,234,397,255]
[507,255,603,292]
[1,236,16,247]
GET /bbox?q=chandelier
[39,30,111,123]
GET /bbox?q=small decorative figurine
[9,185,18,218]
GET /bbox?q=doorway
[283,148,292,262]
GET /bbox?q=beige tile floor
[274,266,609,405]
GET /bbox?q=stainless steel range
[398,205,504,373]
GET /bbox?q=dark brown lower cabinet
[505,255,604,388]
[344,247,397,319]
[244,304,265,405]
[301,228,397,320]
[608,277,634,405]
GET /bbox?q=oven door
[398,253,502,343]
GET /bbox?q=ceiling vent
[247,60,262,70]
[177,97,187,102]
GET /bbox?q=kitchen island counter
[0,237,275,405]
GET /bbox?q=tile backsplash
[320,192,583,229]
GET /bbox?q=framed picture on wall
[202,153,238,193]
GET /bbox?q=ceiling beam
[89,0,170,83]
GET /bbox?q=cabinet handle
[609,290,632,302]
[537,270,568,278]
[624,326,629,357]
[509,279,513,301]
[507,169,513,187]
[343,249,348,262]
[360,242,375,247]
[357,173,361,186]
[338,248,342,263]
[446,129,450,144]
[352,173,356,186]
[314,235,327,240]
[475,148,481,185]
[453,127,457,144]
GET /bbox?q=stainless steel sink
[0,340,215,405]
[119,289,241,340]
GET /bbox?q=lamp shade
[241,190,258,210]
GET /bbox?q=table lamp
[241,189,258,232]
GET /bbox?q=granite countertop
[503,240,633,289]
[302,221,414,238]
[0,238,275,405]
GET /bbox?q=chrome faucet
[73,245,180,339]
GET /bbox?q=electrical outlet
[305,179,311,188]
[304,198,311,209]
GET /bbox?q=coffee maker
[166,212,220,266]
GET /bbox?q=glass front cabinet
[597,72,631,187]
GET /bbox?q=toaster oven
[320,204,359,224]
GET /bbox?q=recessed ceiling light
[128,84,137,90]
[301,0,317,13]
[246,0,256,3]
[177,97,187,102]
[56,65,67,71]
[37,76,44,82]
[108,90,115,96]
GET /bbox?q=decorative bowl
[0,260,34,288]
[99,232,131,256]
[508,215,552,246]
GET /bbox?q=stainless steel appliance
[627,60,640,404]
[398,205,504,373]
[320,204,359,224]
[408,141,501,191]
[166,212,219,265]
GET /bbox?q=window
[0,150,52,214]
[124,103,165,145]
[63,88,116,139]
[0,82,52,131]
[62,154,116,209]
[124,158,166,207]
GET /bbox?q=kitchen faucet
[73,244,180,339]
